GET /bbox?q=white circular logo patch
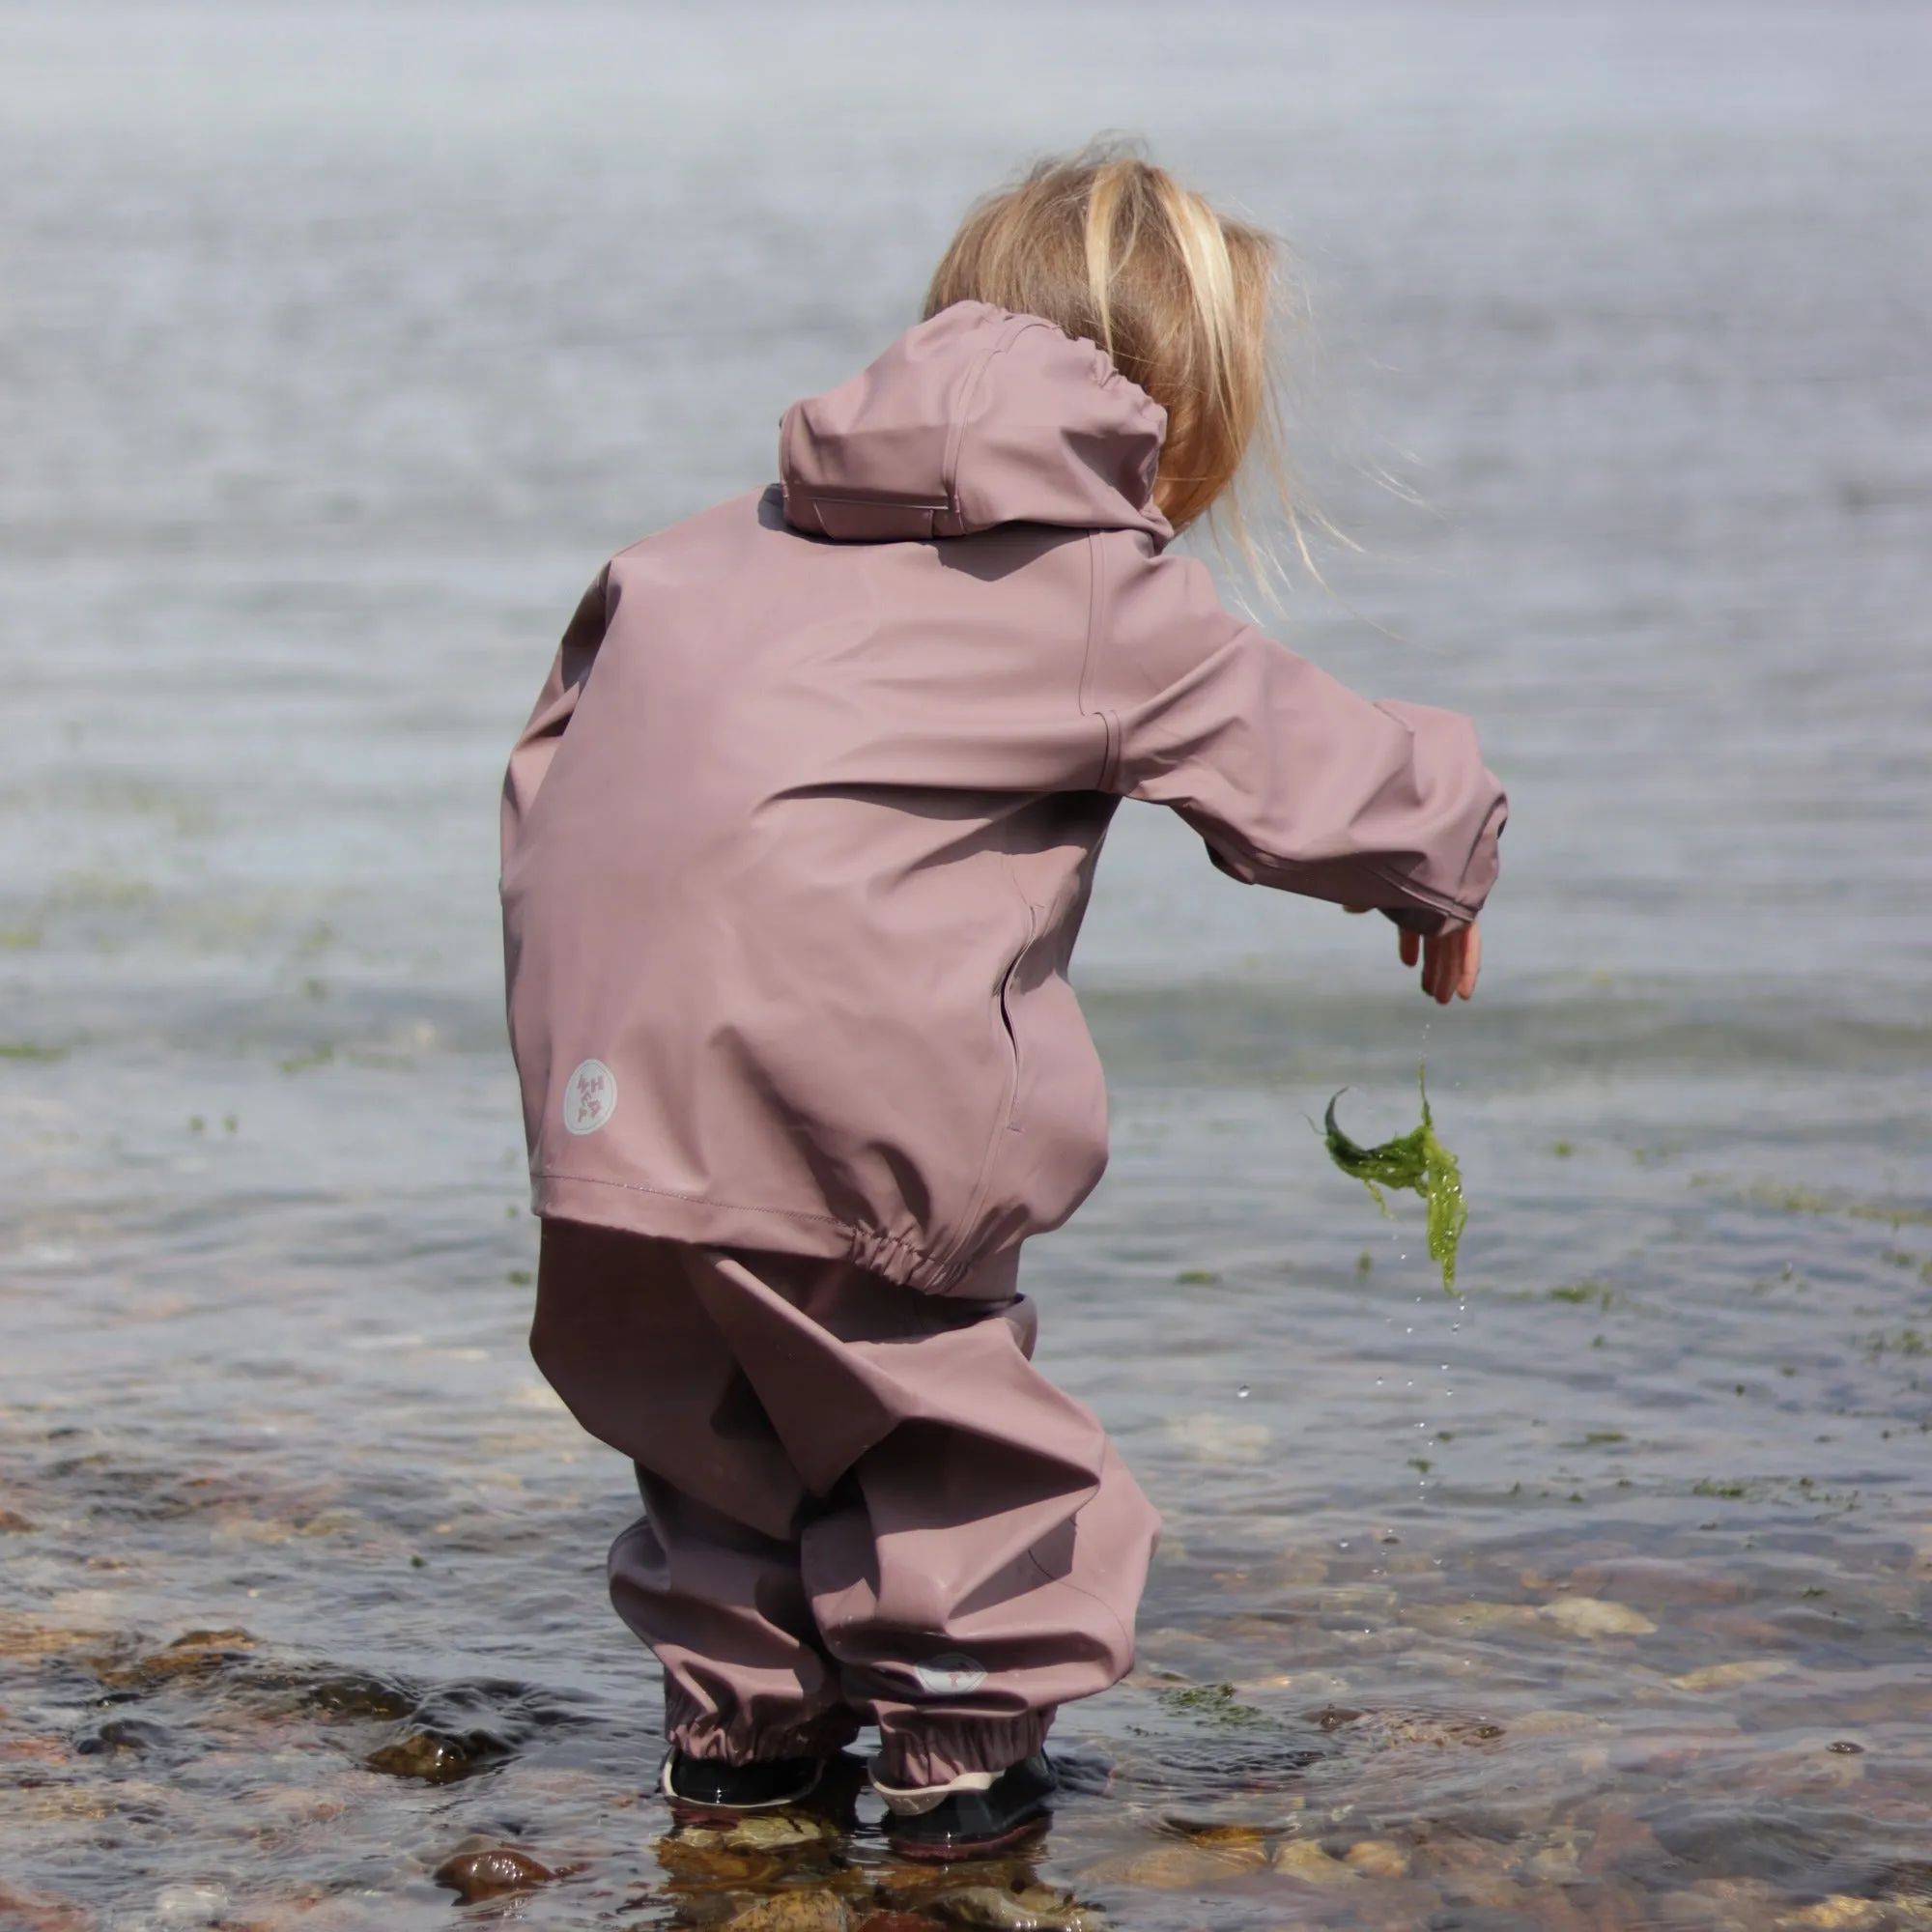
[912,1654,986,1696]
[562,1059,617,1135]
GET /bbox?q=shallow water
[3,4,1930,1928]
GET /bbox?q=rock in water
[721,1892,850,1932]
[432,1845,556,1901]
[1539,1596,1657,1637]
[930,1887,1103,1931]
[1322,1068,1467,1293]
[1274,1839,1362,1886]
[365,1726,505,1781]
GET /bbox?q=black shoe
[881,1753,1058,1861]
[659,1749,825,1816]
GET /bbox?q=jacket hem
[532,1170,996,1295]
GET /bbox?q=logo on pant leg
[913,1654,986,1695]
[562,1060,617,1135]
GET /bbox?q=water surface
[3,5,1930,1927]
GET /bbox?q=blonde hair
[924,144,1291,543]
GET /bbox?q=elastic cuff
[665,1690,860,1765]
[872,1708,1053,1788]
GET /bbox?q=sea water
[2,5,1928,1926]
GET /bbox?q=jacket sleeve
[499,566,612,873]
[1092,543,1506,933]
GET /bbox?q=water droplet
[1236,1384,1250,1399]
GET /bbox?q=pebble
[1776,1899,1889,1931]
[676,1810,837,1851]
[1274,1839,1362,1885]
[432,1844,556,1902]
[1097,1840,1269,1889]
[1540,1596,1658,1637]
[77,1718,167,1756]
[654,1835,785,1886]
[1671,1659,1790,1690]
[721,1892,850,1932]
[97,1630,256,1690]
[929,1886,1101,1931]
[150,1885,230,1927]
[1408,1600,1538,1634]
[363,1728,502,1781]
[1342,1839,1411,1878]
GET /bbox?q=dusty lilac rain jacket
[501,302,1506,1294]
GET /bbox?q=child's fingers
[1399,929,1420,970]
[1458,923,1483,1000]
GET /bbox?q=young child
[501,151,1503,1860]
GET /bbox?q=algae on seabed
[1323,1068,1467,1293]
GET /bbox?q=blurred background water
[2,4,1929,1928]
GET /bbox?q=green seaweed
[1323,1068,1467,1293]
[1153,1681,1266,1727]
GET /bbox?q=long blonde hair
[924,145,1292,543]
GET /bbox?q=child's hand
[1345,910,1483,1005]
[1402,920,1481,1005]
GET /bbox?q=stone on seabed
[929,1885,1102,1931]
[1776,1899,1890,1931]
[1092,1839,1268,1889]
[432,1842,556,1902]
[722,1891,850,1932]
[1274,1839,1363,1885]
[1343,1839,1412,1878]
[680,1810,836,1851]
[1540,1595,1658,1636]
[1671,1659,1789,1690]
[364,1727,497,1780]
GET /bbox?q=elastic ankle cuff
[872,1709,1053,1787]
[666,1696,859,1765]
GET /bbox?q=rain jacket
[501,301,1506,1293]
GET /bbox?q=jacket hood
[780,301,1173,544]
